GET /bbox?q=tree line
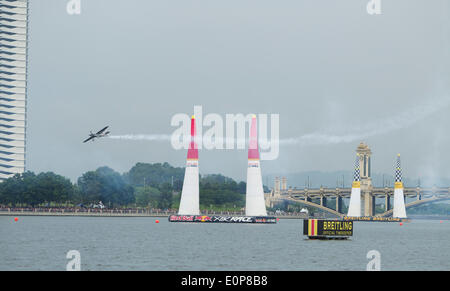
[0,162,255,210]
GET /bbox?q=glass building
[0,0,28,181]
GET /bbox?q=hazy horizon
[26,1,450,185]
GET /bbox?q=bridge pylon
[356,142,374,216]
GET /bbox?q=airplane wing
[83,136,95,143]
[96,126,109,135]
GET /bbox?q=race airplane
[83,126,110,143]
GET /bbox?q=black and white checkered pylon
[353,155,360,182]
[395,155,402,183]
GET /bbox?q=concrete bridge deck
[266,186,450,218]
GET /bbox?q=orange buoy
[399,222,403,226]
[14,217,18,222]
[155,220,159,223]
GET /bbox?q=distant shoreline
[1,211,169,218]
[0,209,308,219]
[2,210,446,220]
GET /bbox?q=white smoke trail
[107,134,248,146]
[107,134,172,141]
[280,97,450,146]
[106,97,450,147]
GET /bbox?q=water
[0,216,449,271]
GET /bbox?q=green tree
[77,171,102,203]
[0,172,37,206]
[198,175,246,209]
[77,167,134,207]
[124,162,184,190]
[0,171,75,206]
[135,186,161,207]
[157,183,173,209]
[36,172,74,204]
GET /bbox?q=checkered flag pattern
[395,155,402,182]
[353,155,360,182]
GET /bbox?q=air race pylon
[245,115,268,217]
[178,115,200,215]
[347,154,362,217]
[393,154,407,218]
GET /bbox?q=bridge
[266,186,450,218]
[265,143,450,218]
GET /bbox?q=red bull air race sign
[169,215,277,224]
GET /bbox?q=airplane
[83,126,110,143]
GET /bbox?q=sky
[26,0,450,186]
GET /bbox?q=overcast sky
[26,0,450,185]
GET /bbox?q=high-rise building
[0,0,28,181]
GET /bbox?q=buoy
[14,217,18,222]
[399,222,403,226]
[155,220,159,223]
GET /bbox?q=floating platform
[168,215,277,224]
[303,219,353,240]
[343,216,409,222]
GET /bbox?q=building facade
[0,0,29,181]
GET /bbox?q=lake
[0,216,449,270]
